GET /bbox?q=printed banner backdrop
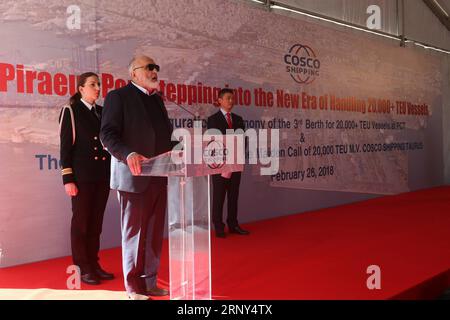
[0,0,446,267]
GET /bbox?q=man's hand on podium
[127,152,150,175]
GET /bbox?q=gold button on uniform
[94,147,98,150]
[94,136,98,140]
[95,156,98,160]
[102,157,106,161]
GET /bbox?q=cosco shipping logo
[204,140,227,169]
[284,44,320,85]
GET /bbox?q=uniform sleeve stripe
[61,168,73,175]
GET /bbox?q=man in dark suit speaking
[207,88,250,238]
[100,55,172,300]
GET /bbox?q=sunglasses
[133,63,160,72]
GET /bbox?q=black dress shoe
[81,273,100,285]
[229,226,250,235]
[94,267,115,280]
[145,286,169,297]
[215,230,226,238]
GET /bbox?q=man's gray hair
[128,55,153,77]
[128,57,137,77]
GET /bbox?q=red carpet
[1,186,449,299]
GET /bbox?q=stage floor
[1,187,449,300]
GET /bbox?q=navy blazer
[100,83,173,193]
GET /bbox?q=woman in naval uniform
[59,72,114,285]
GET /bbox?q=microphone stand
[157,91,201,121]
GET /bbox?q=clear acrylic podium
[140,137,244,300]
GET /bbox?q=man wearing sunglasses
[100,55,172,300]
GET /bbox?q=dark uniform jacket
[59,100,111,185]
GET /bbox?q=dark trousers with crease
[71,181,110,274]
[211,172,241,231]
[118,183,167,294]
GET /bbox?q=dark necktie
[226,112,233,129]
[91,106,100,120]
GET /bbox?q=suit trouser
[118,183,167,294]
[71,181,110,273]
[211,172,241,231]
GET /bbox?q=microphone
[156,91,201,120]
